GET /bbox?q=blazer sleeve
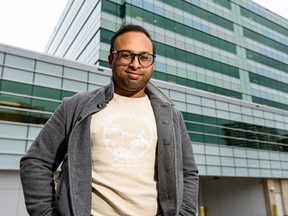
[178,111,199,216]
[20,98,70,216]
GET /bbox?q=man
[20,24,199,216]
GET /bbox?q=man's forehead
[114,32,153,51]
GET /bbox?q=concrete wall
[0,170,28,216]
[200,177,267,216]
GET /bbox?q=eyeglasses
[111,50,156,68]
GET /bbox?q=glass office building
[1,0,288,215]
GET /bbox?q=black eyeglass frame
[111,50,156,68]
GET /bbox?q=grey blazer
[20,81,199,216]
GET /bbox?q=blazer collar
[78,80,174,121]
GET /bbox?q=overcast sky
[251,0,288,19]
[0,0,68,52]
[0,0,287,53]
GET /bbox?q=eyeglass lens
[118,50,154,67]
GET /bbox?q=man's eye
[140,55,149,61]
[121,53,131,58]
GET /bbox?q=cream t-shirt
[90,93,159,216]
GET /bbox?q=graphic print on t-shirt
[102,111,155,167]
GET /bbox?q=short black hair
[109,24,156,55]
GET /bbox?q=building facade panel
[2,43,288,175]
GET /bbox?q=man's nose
[129,55,141,68]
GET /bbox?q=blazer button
[97,104,103,108]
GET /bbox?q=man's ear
[108,55,113,68]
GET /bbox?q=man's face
[108,31,154,98]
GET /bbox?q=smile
[126,71,142,79]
